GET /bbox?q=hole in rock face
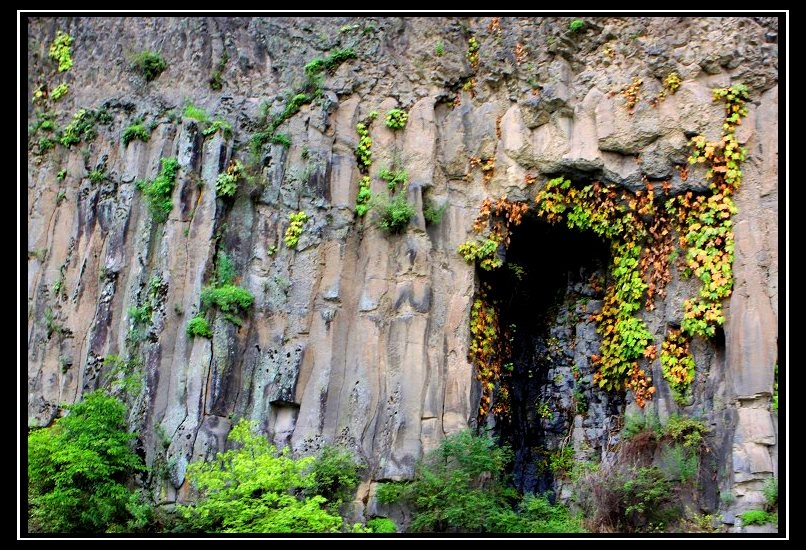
[479,214,611,495]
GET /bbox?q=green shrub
[88,168,106,184]
[491,493,586,534]
[355,122,372,171]
[48,30,73,72]
[367,517,397,533]
[308,444,363,509]
[739,509,777,527]
[378,166,408,191]
[385,108,408,130]
[202,119,233,139]
[271,133,291,147]
[434,41,444,57]
[284,211,309,249]
[200,284,254,315]
[136,157,180,223]
[59,108,99,147]
[27,390,150,533]
[569,19,585,33]
[187,315,213,338]
[131,50,167,82]
[762,477,778,509]
[377,193,415,235]
[376,429,516,533]
[175,419,342,533]
[122,119,151,146]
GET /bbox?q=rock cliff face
[26,15,779,531]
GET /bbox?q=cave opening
[478,213,613,496]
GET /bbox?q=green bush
[48,30,73,72]
[423,199,448,225]
[385,108,408,130]
[175,419,342,533]
[378,166,407,191]
[762,477,778,509]
[215,160,243,198]
[308,444,363,509]
[136,157,180,222]
[367,517,397,533]
[355,176,372,217]
[377,193,415,235]
[187,315,213,338]
[200,284,254,315]
[569,19,585,33]
[59,108,99,147]
[201,119,233,138]
[131,50,167,82]
[284,211,309,249]
[739,509,777,527]
[27,390,150,533]
[122,119,151,146]
[183,103,210,123]
[50,83,69,101]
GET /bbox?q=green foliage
[88,168,106,184]
[384,108,408,130]
[209,50,229,90]
[739,510,777,527]
[284,211,309,249]
[271,133,291,147]
[772,363,778,413]
[27,390,149,533]
[423,199,448,225]
[136,157,180,223]
[367,517,397,533]
[378,166,408,191]
[308,444,363,509]
[620,466,675,522]
[183,103,210,123]
[376,193,415,235]
[376,429,516,533]
[658,444,699,483]
[762,477,778,509]
[122,119,151,146]
[355,122,372,171]
[50,83,69,101]
[200,284,254,315]
[187,315,213,339]
[569,19,586,33]
[59,108,99,147]
[175,419,342,533]
[304,48,357,79]
[466,35,480,68]
[434,40,444,57]
[215,160,243,198]
[56,169,67,182]
[48,30,74,72]
[489,493,586,534]
[355,176,372,217]
[202,118,233,139]
[457,238,501,270]
[131,50,167,82]
[215,251,237,286]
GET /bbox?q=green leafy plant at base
[122,119,151,146]
[284,211,309,249]
[202,119,233,139]
[183,103,210,123]
[27,390,150,533]
[59,108,100,148]
[308,444,363,512]
[187,315,213,339]
[48,30,74,72]
[569,19,586,33]
[175,419,343,533]
[367,517,397,533]
[200,284,254,316]
[739,510,777,527]
[131,50,167,82]
[135,157,180,223]
[88,168,106,184]
[384,108,408,130]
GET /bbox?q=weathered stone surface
[25,16,778,532]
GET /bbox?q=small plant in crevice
[434,40,444,57]
[135,156,180,223]
[269,133,291,148]
[284,211,309,249]
[183,102,211,124]
[739,510,777,527]
[468,156,495,184]
[88,168,106,184]
[50,83,69,102]
[568,19,586,33]
[130,49,167,82]
[465,35,480,70]
[199,252,255,327]
[771,363,778,413]
[122,118,151,146]
[355,121,373,172]
[355,175,372,217]
[378,166,408,192]
[618,77,643,113]
[423,198,448,226]
[48,30,74,72]
[384,108,408,130]
[59,108,101,148]
[209,49,229,91]
[375,193,415,235]
[202,118,233,139]
[215,159,243,198]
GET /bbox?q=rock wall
[25,15,779,530]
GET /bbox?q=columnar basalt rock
[26,15,779,531]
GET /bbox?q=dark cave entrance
[478,214,612,496]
